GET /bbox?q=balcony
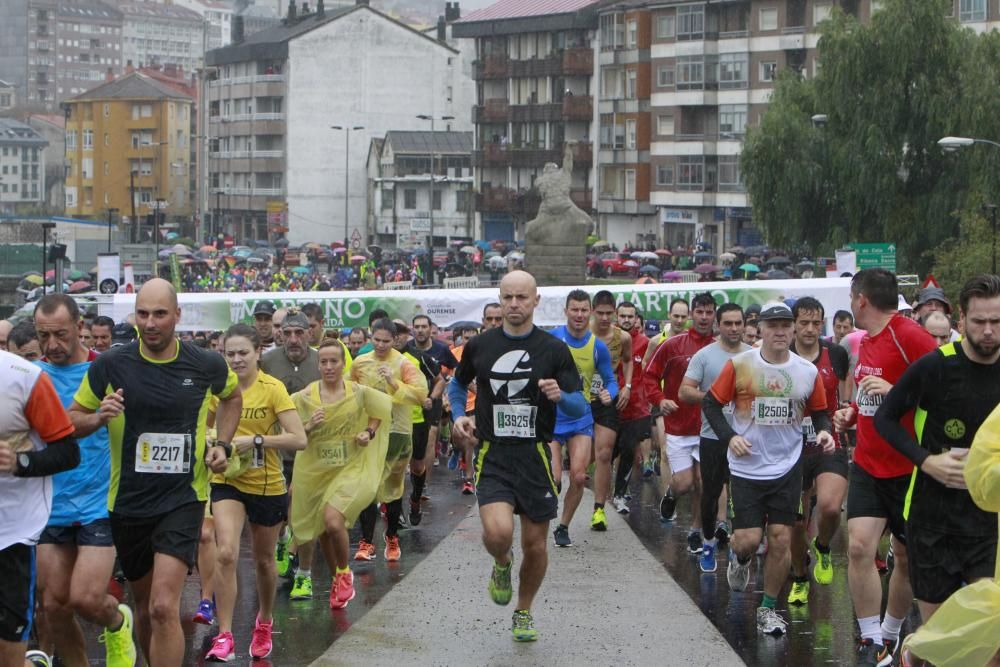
[474,54,510,79]
[473,142,592,169]
[572,141,593,166]
[562,95,593,121]
[510,103,562,122]
[210,150,284,159]
[475,185,541,215]
[570,188,593,210]
[222,187,285,196]
[510,55,562,78]
[473,98,510,123]
[562,47,593,76]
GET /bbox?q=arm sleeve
[811,410,832,435]
[703,393,736,446]
[966,403,1000,512]
[15,434,80,478]
[447,376,470,420]
[554,343,587,418]
[73,356,108,411]
[874,353,936,467]
[594,341,619,399]
[454,337,477,387]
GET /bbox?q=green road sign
[850,243,896,272]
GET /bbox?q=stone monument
[524,142,592,286]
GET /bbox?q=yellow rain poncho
[903,402,1000,667]
[289,380,391,542]
[350,348,428,503]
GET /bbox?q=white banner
[835,250,857,277]
[443,276,481,290]
[97,253,120,294]
[122,264,136,294]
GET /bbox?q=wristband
[216,441,232,458]
[365,427,377,440]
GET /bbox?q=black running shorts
[39,518,114,547]
[846,462,908,543]
[801,447,849,491]
[730,462,803,530]
[613,416,651,460]
[474,441,558,523]
[211,484,288,527]
[423,397,444,424]
[109,502,204,581]
[0,543,35,643]
[411,420,431,461]
[907,523,998,603]
[591,400,620,432]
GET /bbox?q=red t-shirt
[853,314,937,478]
[619,327,649,421]
[644,328,715,436]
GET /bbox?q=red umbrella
[654,248,672,256]
[68,280,92,293]
[694,263,720,274]
[350,255,366,263]
[330,241,345,248]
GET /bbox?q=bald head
[137,278,178,310]
[500,270,537,296]
[0,319,11,351]
[499,270,539,333]
[923,311,952,345]
[135,278,180,355]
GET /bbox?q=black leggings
[360,499,404,542]
[699,437,730,538]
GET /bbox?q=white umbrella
[488,255,507,269]
[630,251,645,259]
[507,251,524,261]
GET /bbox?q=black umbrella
[639,264,659,274]
[766,269,791,279]
[273,237,290,247]
[765,256,792,266]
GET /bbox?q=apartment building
[173,0,234,50]
[454,0,600,243]
[0,80,15,112]
[203,0,473,245]
[0,119,48,215]
[120,1,206,74]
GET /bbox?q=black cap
[916,287,951,313]
[282,312,311,330]
[111,322,138,345]
[252,300,276,317]
[758,302,794,321]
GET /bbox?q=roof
[26,113,66,130]
[118,1,203,23]
[0,79,12,88]
[68,72,193,102]
[459,0,601,22]
[0,119,48,147]
[56,1,122,21]
[385,131,472,155]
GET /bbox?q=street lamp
[938,135,1000,272]
[41,222,56,296]
[106,207,119,252]
[416,114,455,284]
[331,125,365,252]
[154,198,166,276]
[811,114,828,127]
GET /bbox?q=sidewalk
[312,489,743,666]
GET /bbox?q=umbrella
[475,240,491,251]
[200,245,218,253]
[65,269,87,281]
[170,243,192,256]
[639,264,659,274]
[739,263,761,273]
[796,260,814,270]
[246,257,266,264]
[460,245,477,254]
[21,274,43,286]
[507,251,524,260]
[290,266,312,274]
[630,251,645,259]
[662,271,683,281]
[332,246,347,254]
[727,246,745,254]
[765,256,791,266]
[45,269,55,279]
[449,320,480,332]
[329,240,344,248]
[487,255,507,269]
[350,255,367,263]
[590,240,610,249]
[410,247,428,255]
[694,263,720,274]
[367,244,383,254]
[68,280,92,293]
[766,269,791,279]
[622,259,639,268]
[719,252,737,262]
[21,270,40,277]
[654,248,672,256]
[273,238,290,247]
[694,251,714,260]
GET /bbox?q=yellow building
[64,72,192,232]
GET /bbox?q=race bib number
[590,374,604,398]
[493,404,537,439]
[802,416,817,444]
[317,439,349,467]
[856,387,883,417]
[753,398,794,426]
[136,433,190,474]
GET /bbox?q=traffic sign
[922,274,940,289]
[850,243,896,272]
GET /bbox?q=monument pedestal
[524,243,588,286]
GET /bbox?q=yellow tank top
[602,326,624,371]
[568,331,599,400]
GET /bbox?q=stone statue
[524,142,593,285]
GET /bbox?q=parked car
[600,251,635,275]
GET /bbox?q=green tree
[928,205,997,301]
[741,0,1000,273]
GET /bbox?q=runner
[642,298,690,477]
[448,270,585,641]
[589,291,632,526]
[90,316,114,354]
[678,302,749,572]
[832,310,855,345]
[252,300,277,351]
[204,324,307,662]
[407,315,455,499]
[350,318,427,562]
[8,322,41,362]
[399,323,443,527]
[645,292,716,554]
[875,274,1000,622]
[346,328,368,359]
[550,289,618,546]
[703,301,835,636]
[743,321,760,346]
[611,301,650,513]
[786,296,850,605]
[290,339,391,611]
[0,318,11,351]
[69,278,243,666]
[832,268,938,665]
[33,294,136,666]
[921,311,952,346]
[80,322,94,350]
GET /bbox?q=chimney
[105,67,114,82]
[445,2,461,22]
[316,0,324,17]
[287,0,296,21]
[301,2,309,15]
[436,15,446,42]
[126,60,134,74]
[232,15,244,43]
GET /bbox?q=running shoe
[726,553,751,591]
[511,609,538,642]
[409,498,422,526]
[275,537,291,577]
[447,447,460,470]
[354,539,376,561]
[611,495,630,514]
[659,489,677,521]
[553,524,572,547]
[289,574,313,599]
[193,597,216,625]
[249,616,273,659]
[714,520,731,544]
[488,558,513,606]
[812,538,834,585]
[205,631,235,662]
[329,570,356,610]
[24,651,51,667]
[462,480,475,495]
[856,638,892,666]
[590,507,608,531]
[699,542,717,573]
[384,534,401,562]
[687,530,703,554]
[882,636,901,666]
[100,603,136,667]
[788,579,810,606]
[642,458,654,478]
[756,607,788,636]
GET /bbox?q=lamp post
[154,198,166,276]
[416,114,454,284]
[41,222,56,296]
[106,207,119,252]
[938,136,1000,273]
[331,125,365,251]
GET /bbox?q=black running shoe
[553,524,572,547]
[409,498,422,526]
[659,489,677,521]
[687,531,703,554]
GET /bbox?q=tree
[741,0,1000,274]
[928,205,996,303]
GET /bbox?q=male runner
[408,315,457,480]
[8,322,41,362]
[90,316,114,353]
[679,302,749,572]
[832,310,855,345]
[399,324,443,527]
[347,328,368,359]
[921,311,952,346]
[645,292,716,554]
[643,298,690,476]
[80,322,94,350]
[252,300,276,350]
[34,294,136,666]
[875,274,1000,622]
[449,271,586,641]
[589,291,632,525]
[833,269,937,665]
[611,301,650,513]
[550,290,618,546]
[70,278,242,666]
[703,301,834,637]
[787,296,849,605]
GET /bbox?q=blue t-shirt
[37,359,110,526]
[549,326,618,434]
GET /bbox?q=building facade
[173,0,234,51]
[0,119,48,215]
[24,113,65,212]
[203,1,473,246]
[63,72,192,231]
[0,80,15,111]
[120,2,206,74]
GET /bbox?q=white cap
[897,294,913,312]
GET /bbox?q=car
[600,251,635,275]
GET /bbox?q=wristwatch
[365,427,377,440]
[216,441,233,458]
[253,435,265,448]
[624,383,632,389]
[16,452,30,475]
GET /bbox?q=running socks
[593,502,604,511]
[814,539,831,554]
[858,615,882,644]
[882,614,904,642]
[295,568,311,579]
[410,472,427,503]
[335,565,350,575]
[761,594,777,609]
[386,499,403,537]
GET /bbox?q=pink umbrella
[622,260,639,268]
[350,255,367,263]
[694,263,720,274]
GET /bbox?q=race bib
[317,439,349,467]
[753,397,795,426]
[590,374,604,398]
[856,387,883,417]
[135,433,190,474]
[802,416,817,444]
[493,404,537,439]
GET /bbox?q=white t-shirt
[685,341,751,440]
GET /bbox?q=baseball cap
[758,302,794,321]
[111,322,138,345]
[252,300,276,317]
[282,312,310,331]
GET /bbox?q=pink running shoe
[249,616,273,659]
[205,631,235,662]
[329,571,356,610]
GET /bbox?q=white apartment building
[120,1,206,72]
[0,119,48,215]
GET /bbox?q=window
[103,103,109,117]
[719,104,748,135]
[624,169,636,199]
[66,186,77,208]
[759,8,778,30]
[657,65,675,87]
[677,56,705,89]
[404,188,416,209]
[656,15,676,38]
[719,53,748,88]
[813,3,832,24]
[103,161,109,175]
[83,129,93,150]
[959,0,985,21]
[626,119,637,149]
[432,190,442,211]
[677,5,705,39]
[626,69,637,98]
[456,189,468,212]
[678,156,704,191]
[141,104,152,117]
[658,114,675,135]
[82,158,93,179]
[760,60,778,82]
[67,130,77,150]
[719,156,743,191]
[656,164,674,185]
[626,20,638,47]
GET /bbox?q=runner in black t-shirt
[448,271,585,643]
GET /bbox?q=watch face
[19,453,30,467]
